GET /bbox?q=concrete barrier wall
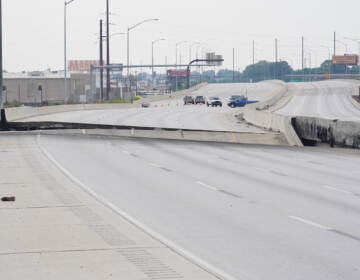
[5,103,135,121]
[242,109,303,147]
[241,80,303,147]
[350,95,360,110]
[246,80,288,110]
[0,126,288,146]
[292,117,360,148]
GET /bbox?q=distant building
[3,72,93,105]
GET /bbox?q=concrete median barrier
[245,80,288,111]
[0,121,288,146]
[241,109,303,147]
[240,80,303,147]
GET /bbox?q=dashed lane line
[196,181,219,192]
[321,185,353,195]
[289,216,331,230]
[289,215,360,243]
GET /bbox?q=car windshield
[230,95,245,100]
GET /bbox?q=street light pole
[64,0,75,104]
[189,42,200,62]
[151,38,165,85]
[127,18,159,93]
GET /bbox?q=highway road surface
[22,82,283,132]
[276,80,360,121]
[32,133,360,280]
[3,80,360,279]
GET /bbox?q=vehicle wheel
[230,104,235,108]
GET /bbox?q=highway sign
[332,55,359,65]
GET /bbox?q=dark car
[195,96,206,104]
[207,97,222,107]
[141,102,150,108]
[184,95,194,105]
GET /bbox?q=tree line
[198,60,360,83]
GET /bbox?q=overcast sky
[3,0,360,72]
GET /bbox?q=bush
[109,99,130,104]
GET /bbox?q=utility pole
[301,36,304,74]
[106,0,110,101]
[302,36,304,81]
[0,0,5,127]
[232,48,235,82]
[275,38,278,79]
[332,32,336,76]
[333,32,336,57]
[99,20,104,101]
[152,41,154,84]
[253,40,255,65]
[152,38,165,86]
[64,0,76,104]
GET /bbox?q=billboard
[167,69,189,77]
[68,60,100,72]
[332,55,359,65]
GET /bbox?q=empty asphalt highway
[33,133,360,280]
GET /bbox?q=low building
[3,72,93,106]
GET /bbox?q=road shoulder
[0,135,220,280]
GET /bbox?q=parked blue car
[227,95,258,108]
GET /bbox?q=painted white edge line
[321,185,353,195]
[36,135,240,280]
[149,163,162,168]
[196,181,219,192]
[289,216,332,231]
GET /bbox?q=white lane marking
[196,181,219,192]
[122,150,131,155]
[321,185,353,195]
[289,216,332,231]
[36,135,239,280]
[81,129,86,135]
[149,163,161,168]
